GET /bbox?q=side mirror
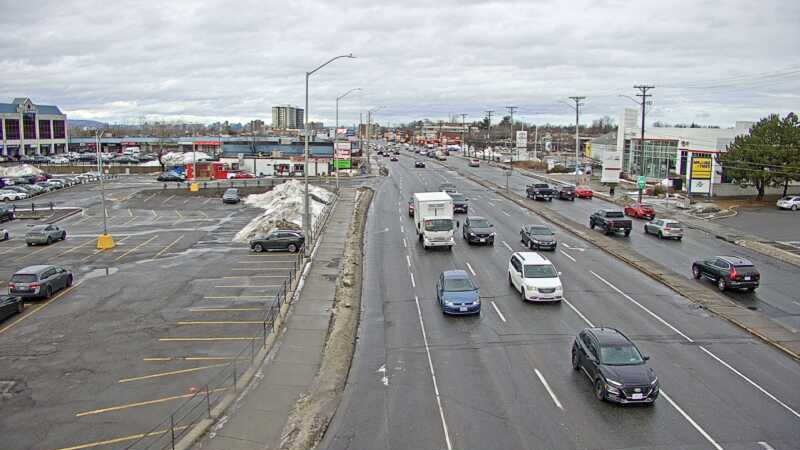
[643,355,650,361]
[490,224,494,227]
[558,272,562,276]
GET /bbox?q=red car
[624,203,656,220]
[575,186,593,199]
[230,171,255,179]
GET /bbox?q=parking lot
[0,180,303,450]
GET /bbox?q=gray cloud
[1,0,798,127]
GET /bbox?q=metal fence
[120,196,337,450]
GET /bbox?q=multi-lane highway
[322,151,800,450]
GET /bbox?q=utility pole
[634,85,655,203]
[568,96,585,185]
[484,110,493,161]
[506,106,517,163]
[459,113,468,157]
[533,124,538,160]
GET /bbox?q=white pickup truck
[413,192,454,250]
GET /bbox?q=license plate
[631,393,644,400]
[479,238,485,242]
[744,276,751,281]
[459,307,468,312]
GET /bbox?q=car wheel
[792,205,798,211]
[624,230,631,237]
[676,237,682,241]
[489,240,494,246]
[717,277,727,292]
[658,231,663,239]
[61,231,67,241]
[288,243,298,253]
[3,232,7,241]
[46,237,52,245]
[27,242,32,246]
[594,378,606,402]
[692,265,701,279]
[529,240,535,250]
[66,275,73,287]
[253,243,264,253]
[45,286,52,299]
[589,222,595,230]
[571,349,580,371]
[521,287,526,302]
[508,272,513,287]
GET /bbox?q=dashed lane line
[465,262,477,276]
[502,241,513,252]
[490,301,506,323]
[534,369,563,410]
[559,249,576,262]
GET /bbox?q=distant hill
[68,119,107,128]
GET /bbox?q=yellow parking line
[177,321,264,325]
[82,235,131,261]
[203,295,274,299]
[222,275,287,279]
[118,363,228,383]
[214,285,281,288]
[44,426,189,450]
[143,192,157,202]
[175,210,184,219]
[153,235,183,258]
[0,281,83,335]
[114,235,158,261]
[75,388,227,417]
[162,194,175,204]
[189,307,262,312]
[73,216,93,225]
[158,337,257,341]
[128,208,133,217]
[17,242,61,261]
[56,239,96,257]
[120,216,137,226]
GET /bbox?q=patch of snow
[233,180,334,243]
[0,164,44,177]
[160,151,212,166]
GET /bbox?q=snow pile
[233,180,335,243]
[0,164,44,177]
[160,151,212,166]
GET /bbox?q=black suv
[462,216,495,245]
[249,230,305,253]
[450,192,468,213]
[572,327,659,405]
[557,185,576,201]
[0,206,15,222]
[692,256,760,292]
[520,224,556,250]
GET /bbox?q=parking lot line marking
[403,238,407,248]
[0,244,27,255]
[758,442,777,450]
[17,242,61,261]
[153,235,183,258]
[177,320,264,325]
[235,261,295,265]
[45,426,190,450]
[114,235,158,261]
[215,285,281,288]
[406,255,411,267]
[229,268,291,271]
[222,275,286,279]
[183,198,191,204]
[162,194,175,204]
[490,301,506,322]
[144,356,249,362]
[120,216,137,226]
[127,208,133,217]
[0,280,84,335]
[118,363,229,383]
[55,240,94,257]
[488,201,496,207]
[559,249,576,262]
[502,241,513,251]
[158,336,257,341]
[75,388,228,417]
[534,369,563,410]
[190,307,262,312]
[142,192,157,202]
[175,210,184,219]
[465,262,477,276]
[410,271,416,288]
[72,216,93,225]
[203,197,213,205]
[502,210,511,216]
[199,210,209,218]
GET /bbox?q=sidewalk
[193,188,358,450]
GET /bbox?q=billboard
[335,141,352,159]
[515,131,528,149]
[602,128,623,183]
[689,154,712,194]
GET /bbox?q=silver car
[776,196,800,211]
[643,219,683,240]
[9,265,74,299]
[25,224,67,246]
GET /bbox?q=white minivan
[508,252,563,302]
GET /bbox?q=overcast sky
[1,0,798,128]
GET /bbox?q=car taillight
[730,267,737,280]
[8,283,15,288]
[30,283,40,288]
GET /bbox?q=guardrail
[120,192,338,450]
[5,202,56,214]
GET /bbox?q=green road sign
[638,175,646,189]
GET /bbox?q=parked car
[408,196,415,217]
[590,210,632,236]
[520,224,557,250]
[414,160,426,168]
[468,158,480,167]
[25,224,67,246]
[1,228,9,240]
[644,219,683,240]
[0,206,15,222]
[222,188,240,204]
[507,252,563,302]
[572,327,659,405]
[157,171,185,182]
[692,256,760,292]
[450,192,468,213]
[0,190,27,201]
[776,195,800,211]
[249,230,305,253]
[8,265,74,299]
[390,155,399,162]
[462,216,495,245]
[436,270,481,315]
[624,203,656,220]
[526,183,556,201]
[557,185,576,201]
[575,186,594,199]
[33,182,53,192]
[0,295,24,323]
[439,183,457,193]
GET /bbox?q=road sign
[515,131,528,149]
[638,175,646,189]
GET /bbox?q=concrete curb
[445,163,800,361]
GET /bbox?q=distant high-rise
[271,105,304,129]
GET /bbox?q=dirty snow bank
[233,180,334,243]
[162,151,212,166]
[0,164,44,177]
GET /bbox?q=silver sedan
[25,224,67,246]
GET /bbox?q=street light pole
[335,87,362,189]
[303,53,355,256]
[459,113,468,157]
[506,106,517,163]
[95,129,114,249]
[484,110,493,161]
[634,85,655,203]
[568,96,585,186]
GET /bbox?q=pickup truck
[589,210,632,236]
[526,183,557,201]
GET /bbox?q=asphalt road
[437,155,800,333]
[0,178,300,450]
[717,205,800,242]
[322,153,800,450]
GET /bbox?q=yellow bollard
[96,233,116,249]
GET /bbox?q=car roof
[467,215,486,221]
[30,225,50,230]
[16,265,55,274]
[718,256,754,266]
[513,252,552,265]
[442,269,470,279]
[586,327,631,345]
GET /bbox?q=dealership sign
[515,131,528,149]
[335,141,352,159]
[689,154,713,194]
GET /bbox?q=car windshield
[443,277,475,292]
[605,211,624,218]
[529,227,553,236]
[470,219,490,228]
[424,219,453,232]
[450,193,465,201]
[665,222,683,229]
[11,274,37,283]
[29,226,47,232]
[780,196,794,200]
[562,186,575,191]
[523,264,557,278]
[225,189,238,195]
[600,343,645,365]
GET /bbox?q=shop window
[5,119,20,140]
[39,120,51,139]
[23,113,36,139]
[53,120,66,139]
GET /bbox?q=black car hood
[469,226,492,234]
[530,235,555,243]
[601,364,655,385]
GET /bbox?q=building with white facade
[0,98,68,159]
[271,105,304,130]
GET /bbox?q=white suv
[508,252,563,302]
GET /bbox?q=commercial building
[1,97,68,158]
[271,105,304,129]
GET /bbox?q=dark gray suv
[249,230,305,253]
[9,265,74,299]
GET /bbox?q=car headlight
[445,301,455,307]
[474,298,481,305]
[605,378,623,387]
[650,377,658,386]
[490,232,496,236]
[469,232,476,236]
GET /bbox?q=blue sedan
[436,270,481,315]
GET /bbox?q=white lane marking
[699,346,800,419]
[465,262,477,276]
[407,255,412,267]
[490,301,506,322]
[502,241,513,252]
[562,243,585,251]
[414,295,454,450]
[591,270,800,421]
[488,201,496,207]
[401,225,404,233]
[502,211,511,217]
[660,390,724,450]
[793,300,800,307]
[403,238,407,248]
[410,272,416,288]
[562,297,595,327]
[590,271,694,343]
[559,250,576,262]
[534,369,563,410]
[758,442,776,450]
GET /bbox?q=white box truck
[413,192,454,250]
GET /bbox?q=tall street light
[335,87,362,189]
[95,128,115,249]
[304,53,355,256]
[367,106,385,166]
